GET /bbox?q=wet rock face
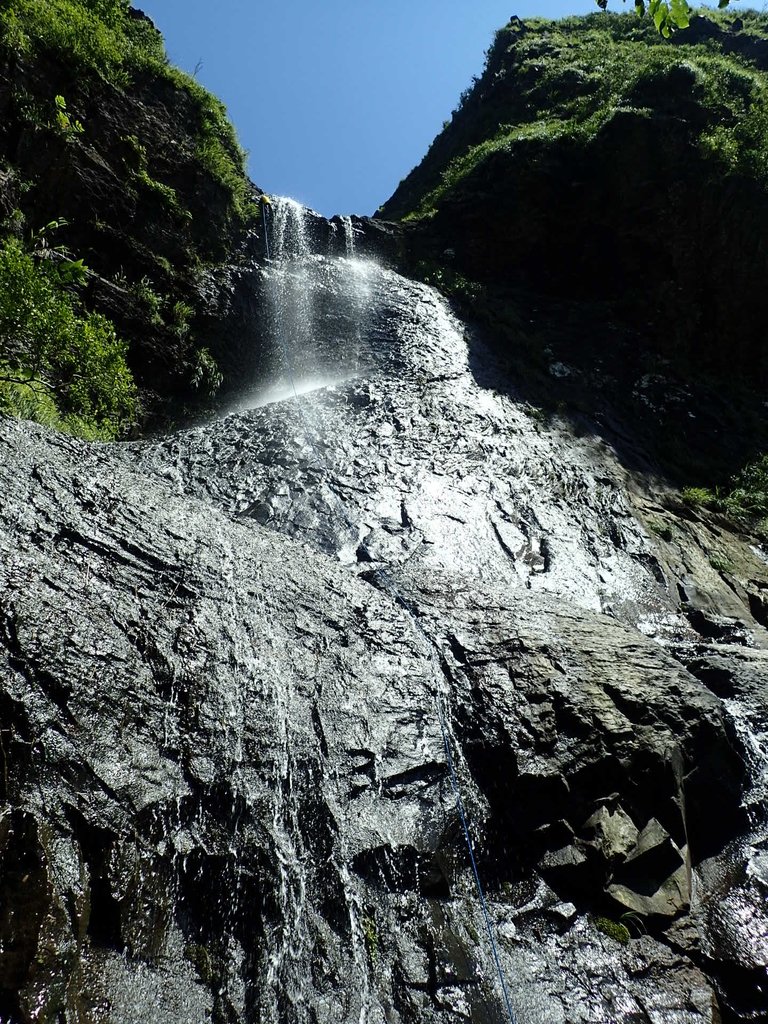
[1,254,767,1022]
[0,419,453,1023]
[122,258,766,1020]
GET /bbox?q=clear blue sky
[138,1,634,216]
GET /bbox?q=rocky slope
[2,215,766,1021]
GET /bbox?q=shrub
[414,261,483,304]
[682,455,768,534]
[0,366,65,430]
[122,135,189,218]
[0,235,136,438]
[170,300,194,340]
[681,486,716,507]
[132,275,164,325]
[189,346,222,396]
[724,453,768,520]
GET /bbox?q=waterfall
[340,215,356,256]
[254,198,388,1024]
[228,199,374,413]
[46,191,766,1024]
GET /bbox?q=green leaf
[58,258,89,286]
[670,0,691,28]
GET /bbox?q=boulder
[581,804,639,864]
[607,819,691,918]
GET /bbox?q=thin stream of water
[258,196,516,1021]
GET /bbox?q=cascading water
[6,192,768,1024]
[228,199,375,416]
[253,199,405,1024]
[340,215,356,257]
[134,193,768,1024]
[263,655,312,1023]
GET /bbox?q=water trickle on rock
[1,197,767,1023]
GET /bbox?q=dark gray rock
[1,252,766,1021]
[607,818,690,918]
[0,419,457,1023]
[581,805,639,864]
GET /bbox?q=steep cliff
[1,7,768,1024]
[1,223,767,1022]
[0,0,265,431]
[380,11,768,497]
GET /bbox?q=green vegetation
[709,555,734,573]
[122,135,188,218]
[682,455,768,533]
[131,277,200,344]
[726,453,768,521]
[52,94,84,139]
[0,0,159,86]
[132,276,164,326]
[190,346,223,396]
[681,486,716,507]
[647,519,674,541]
[395,11,768,220]
[0,0,252,221]
[608,0,691,37]
[413,261,482,304]
[0,0,257,429]
[361,912,379,966]
[593,915,631,944]
[0,234,136,438]
[607,0,741,38]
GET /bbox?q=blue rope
[261,204,517,1023]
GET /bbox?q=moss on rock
[594,916,632,945]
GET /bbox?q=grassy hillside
[382,10,768,222]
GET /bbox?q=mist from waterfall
[228,198,376,415]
